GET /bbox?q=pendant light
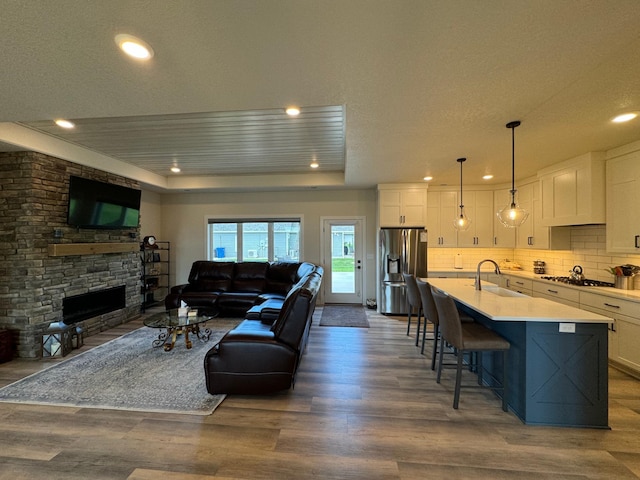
[497,120,529,228]
[453,157,471,231]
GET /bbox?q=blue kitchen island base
[459,304,609,428]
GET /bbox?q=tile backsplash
[428,225,640,288]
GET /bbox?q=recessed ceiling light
[170,166,181,173]
[286,107,300,116]
[612,112,638,123]
[115,34,154,60]
[310,160,319,169]
[423,176,433,181]
[483,174,494,180]
[54,119,75,129]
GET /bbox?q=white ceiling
[1,1,640,192]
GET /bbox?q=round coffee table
[143,309,217,351]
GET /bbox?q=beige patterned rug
[0,318,240,415]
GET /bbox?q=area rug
[0,318,240,415]
[319,304,370,328]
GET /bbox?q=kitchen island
[427,277,612,428]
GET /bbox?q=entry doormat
[0,318,240,415]
[319,304,370,328]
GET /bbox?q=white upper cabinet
[515,180,570,250]
[492,188,516,248]
[456,190,494,247]
[426,190,458,247]
[378,184,427,228]
[538,152,606,226]
[606,147,640,253]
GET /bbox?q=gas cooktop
[540,276,614,287]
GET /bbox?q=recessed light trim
[115,34,154,60]
[286,107,300,116]
[54,119,75,129]
[612,112,638,123]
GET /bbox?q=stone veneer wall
[0,151,142,358]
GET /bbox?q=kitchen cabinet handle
[636,235,639,248]
[609,322,616,332]
[515,281,524,286]
[604,303,621,309]
[548,289,558,294]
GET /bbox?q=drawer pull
[636,235,639,248]
[548,289,558,294]
[515,281,524,286]
[604,303,621,309]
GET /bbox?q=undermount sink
[480,285,525,297]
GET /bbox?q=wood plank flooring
[1,308,640,479]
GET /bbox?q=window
[207,219,301,262]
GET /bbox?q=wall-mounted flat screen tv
[67,175,141,229]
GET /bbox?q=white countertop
[428,268,640,302]
[425,278,613,323]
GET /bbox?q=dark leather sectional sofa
[204,270,322,394]
[165,260,323,394]
[165,260,318,319]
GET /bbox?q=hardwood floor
[1,308,640,479]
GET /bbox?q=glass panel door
[323,218,363,304]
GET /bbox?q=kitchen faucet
[475,259,501,291]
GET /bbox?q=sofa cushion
[296,261,316,279]
[190,261,235,292]
[271,272,322,350]
[175,292,220,309]
[266,262,301,295]
[245,298,285,323]
[216,292,261,315]
[232,262,269,293]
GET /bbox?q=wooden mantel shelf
[48,243,139,257]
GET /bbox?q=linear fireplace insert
[62,285,126,325]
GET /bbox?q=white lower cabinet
[504,275,533,295]
[482,272,507,287]
[580,291,640,373]
[531,280,580,308]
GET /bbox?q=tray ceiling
[1,1,640,191]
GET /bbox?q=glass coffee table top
[143,309,217,351]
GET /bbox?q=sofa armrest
[204,331,297,394]
[169,283,190,295]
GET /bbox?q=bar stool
[402,273,423,346]
[432,289,510,411]
[416,279,474,369]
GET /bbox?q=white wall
[140,189,163,240]
[155,188,377,301]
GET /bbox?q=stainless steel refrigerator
[378,227,428,315]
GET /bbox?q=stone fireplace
[63,285,127,325]
[0,151,142,358]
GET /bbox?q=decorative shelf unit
[140,241,170,312]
